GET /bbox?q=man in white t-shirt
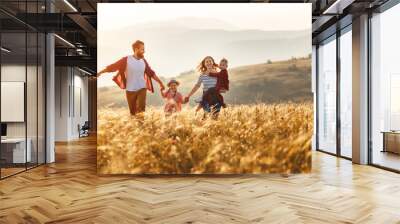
[97,40,165,116]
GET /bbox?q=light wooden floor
[1,167,26,177]
[372,150,400,171]
[1,136,400,224]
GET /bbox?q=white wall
[72,73,89,138]
[55,66,69,141]
[55,67,89,141]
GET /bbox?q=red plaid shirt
[209,69,229,92]
[104,56,156,93]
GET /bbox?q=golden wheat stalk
[97,103,313,174]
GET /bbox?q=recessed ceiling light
[1,47,11,53]
[323,0,354,15]
[54,34,75,48]
[63,0,78,12]
[78,67,92,76]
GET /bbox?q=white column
[45,0,55,163]
[352,14,369,164]
[46,33,55,163]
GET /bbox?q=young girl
[161,79,185,115]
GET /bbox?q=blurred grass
[97,103,313,174]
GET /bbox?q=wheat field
[97,103,313,174]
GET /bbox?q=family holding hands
[97,40,229,117]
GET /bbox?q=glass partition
[0,2,46,179]
[339,27,352,158]
[317,35,337,154]
[27,30,38,169]
[26,0,43,169]
[1,31,28,177]
[370,4,400,171]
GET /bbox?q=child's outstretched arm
[160,89,168,98]
[178,93,187,104]
[186,83,200,100]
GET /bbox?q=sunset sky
[97,3,311,87]
[98,3,311,31]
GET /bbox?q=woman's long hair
[197,56,218,73]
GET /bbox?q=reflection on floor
[0,163,42,178]
[373,150,400,171]
[0,136,400,223]
[0,167,25,177]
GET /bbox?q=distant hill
[98,57,312,108]
[128,17,239,30]
[98,18,311,78]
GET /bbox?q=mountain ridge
[98,57,312,108]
